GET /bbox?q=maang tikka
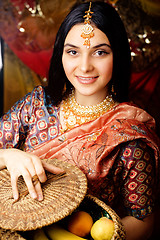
[81,2,94,48]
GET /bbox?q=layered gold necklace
[60,90,116,132]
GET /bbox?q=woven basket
[0,195,126,240]
[0,228,25,240]
[0,158,87,231]
[30,194,126,240]
[83,195,126,240]
[0,158,125,239]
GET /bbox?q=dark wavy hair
[45,1,131,105]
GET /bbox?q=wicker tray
[0,228,25,240]
[0,158,87,231]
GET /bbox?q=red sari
[30,102,160,218]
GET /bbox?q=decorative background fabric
[0,0,160,137]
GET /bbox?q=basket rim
[85,194,126,240]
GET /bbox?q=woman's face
[62,24,113,105]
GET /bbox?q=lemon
[90,217,114,240]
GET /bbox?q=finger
[34,179,43,201]
[10,175,19,200]
[42,161,65,174]
[25,156,44,200]
[22,170,38,200]
[31,155,47,183]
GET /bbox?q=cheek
[62,56,75,76]
[98,59,113,78]
[106,58,113,77]
[106,62,113,77]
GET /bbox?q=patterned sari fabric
[0,86,160,219]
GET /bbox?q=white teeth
[78,77,94,80]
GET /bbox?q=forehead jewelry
[81,2,94,48]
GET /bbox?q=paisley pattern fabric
[0,86,60,151]
[118,140,155,219]
[0,86,159,220]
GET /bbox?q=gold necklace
[60,90,116,132]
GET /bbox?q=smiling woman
[62,24,113,105]
[0,2,160,240]
[46,1,131,105]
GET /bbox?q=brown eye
[94,50,108,56]
[67,50,78,56]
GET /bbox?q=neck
[74,88,109,106]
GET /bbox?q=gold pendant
[81,2,94,48]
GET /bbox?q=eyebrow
[92,43,111,49]
[64,43,111,49]
[64,44,79,48]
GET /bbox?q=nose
[79,53,94,73]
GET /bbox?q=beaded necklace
[60,90,116,132]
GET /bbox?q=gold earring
[111,85,116,95]
[62,82,66,94]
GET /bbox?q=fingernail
[31,192,37,199]
[14,194,18,200]
[38,194,43,201]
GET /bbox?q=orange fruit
[67,211,93,237]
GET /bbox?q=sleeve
[119,139,156,219]
[0,86,45,149]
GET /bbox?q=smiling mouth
[76,76,98,84]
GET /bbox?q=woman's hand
[0,148,64,201]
